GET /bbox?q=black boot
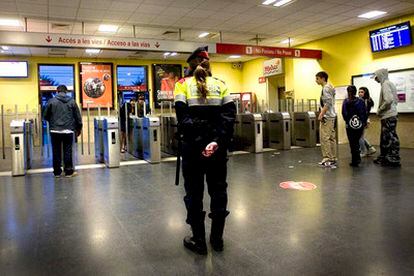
[183,213,207,255]
[209,212,228,252]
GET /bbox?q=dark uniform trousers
[346,127,363,164]
[182,143,229,226]
[380,116,400,164]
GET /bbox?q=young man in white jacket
[372,68,401,167]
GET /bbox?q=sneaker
[318,158,329,165]
[320,161,336,169]
[367,147,377,156]
[360,153,367,158]
[65,172,78,178]
[54,173,63,178]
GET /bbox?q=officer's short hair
[57,85,68,93]
[315,71,328,82]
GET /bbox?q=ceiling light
[229,55,241,59]
[85,49,101,54]
[98,24,118,32]
[274,0,294,7]
[163,52,171,56]
[262,0,277,5]
[198,32,209,38]
[358,11,387,19]
[281,39,293,44]
[170,52,178,56]
[0,19,20,27]
[1,46,9,50]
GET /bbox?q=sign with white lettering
[263,58,283,77]
[0,31,217,53]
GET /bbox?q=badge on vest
[349,115,362,130]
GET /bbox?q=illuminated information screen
[370,21,412,52]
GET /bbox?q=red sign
[258,76,266,84]
[80,63,113,108]
[279,181,317,191]
[217,43,322,59]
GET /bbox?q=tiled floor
[1,145,413,275]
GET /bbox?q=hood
[373,68,388,83]
[55,92,72,103]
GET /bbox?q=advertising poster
[152,64,182,107]
[38,64,75,108]
[80,63,113,108]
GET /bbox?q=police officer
[174,46,236,255]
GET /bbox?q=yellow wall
[0,57,242,112]
[241,58,267,106]
[287,14,414,99]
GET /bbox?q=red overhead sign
[217,43,322,59]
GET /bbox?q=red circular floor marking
[279,181,317,191]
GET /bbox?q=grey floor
[1,145,414,275]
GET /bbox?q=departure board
[370,21,412,52]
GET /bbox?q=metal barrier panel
[167,115,178,156]
[232,114,243,151]
[103,117,120,168]
[293,111,316,148]
[268,112,291,150]
[262,113,269,148]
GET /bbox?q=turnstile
[293,111,316,147]
[239,113,263,153]
[232,114,243,151]
[10,120,26,176]
[128,116,143,158]
[264,112,291,150]
[161,115,178,156]
[103,117,120,168]
[142,116,161,163]
[24,120,34,168]
[94,117,104,163]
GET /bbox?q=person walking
[174,46,236,255]
[316,71,337,167]
[342,85,367,167]
[44,85,83,177]
[372,69,401,167]
[358,87,376,157]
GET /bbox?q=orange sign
[279,181,317,191]
[80,63,113,108]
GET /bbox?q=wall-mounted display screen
[0,61,28,78]
[370,21,412,52]
[79,63,113,108]
[117,66,147,92]
[39,64,75,91]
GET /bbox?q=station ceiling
[1,0,414,60]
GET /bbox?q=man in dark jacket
[44,85,83,177]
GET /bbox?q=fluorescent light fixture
[1,46,9,50]
[98,24,118,32]
[358,11,387,19]
[85,49,101,54]
[229,55,241,59]
[163,52,171,56]
[170,52,178,56]
[198,32,209,38]
[262,0,277,5]
[274,0,294,7]
[0,19,20,27]
[281,39,293,44]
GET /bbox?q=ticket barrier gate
[103,117,120,168]
[10,120,33,176]
[161,115,179,156]
[239,114,263,153]
[263,112,291,150]
[128,116,144,158]
[232,114,243,151]
[142,116,161,163]
[94,117,104,163]
[293,112,316,147]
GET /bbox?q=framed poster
[152,64,182,107]
[79,63,113,108]
[38,64,75,108]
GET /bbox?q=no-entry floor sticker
[279,181,317,191]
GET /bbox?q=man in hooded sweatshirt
[44,85,83,177]
[372,68,401,167]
